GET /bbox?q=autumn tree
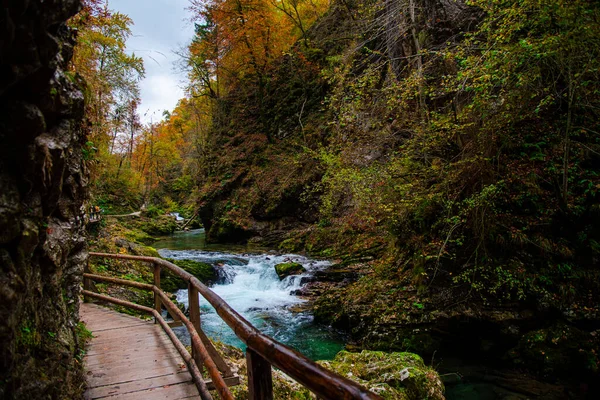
[185,0,328,141]
[69,0,146,211]
[70,0,145,148]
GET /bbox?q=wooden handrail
[87,252,383,400]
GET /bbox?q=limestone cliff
[0,1,88,398]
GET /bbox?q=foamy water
[156,246,343,359]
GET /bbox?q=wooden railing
[84,252,382,400]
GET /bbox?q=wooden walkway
[81,303,201,400]
[85,252,381,400]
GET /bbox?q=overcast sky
[110,0,195,124]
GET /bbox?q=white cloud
[109,0,195,124]
[138,74,186,123]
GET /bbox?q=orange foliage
[132,98,213,195]
[187,0,329,93]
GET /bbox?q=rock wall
[0,1,88,398]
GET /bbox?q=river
[153,228,345,360]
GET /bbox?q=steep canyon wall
[0,1,88,398]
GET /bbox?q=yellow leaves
[189,0,328,92]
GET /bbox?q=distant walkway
[81,304,200,400]
[104,211,141,218]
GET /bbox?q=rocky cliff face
[0,1,88,398]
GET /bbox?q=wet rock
[287,303,310,313]
[206,217,252,244]
[161,258,217,292]
[218,257,248,266]
[274,262,306,280]
[300,276,316,285]
[318,350,445,399]
[313,269,359,283]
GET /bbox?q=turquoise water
[154,228,264,253]
[154,229,345,361]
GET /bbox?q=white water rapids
[156,239,344,360]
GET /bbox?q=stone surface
[318,350,445,400]
[274,262,306,280]
[0,1,88,398]
[161,258,217,292]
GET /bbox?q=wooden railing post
[188,283,202,367]
[189,281,236,380]
[246,349,273,400]
[153,263,161,323]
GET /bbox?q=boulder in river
[274,262,306,280]
[319,350,445,400]
[161,258,217,292]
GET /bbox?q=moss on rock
[278,237,305,252]
[318,350,445,400]
[161,259,217,292]
[275,262,306,279]
[135,215,179,236]
[122,228,155,245]
[207,217,252,243]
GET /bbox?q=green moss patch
[161,259,217,292]
[319,350,445,399]
[121,215,178,237]
[274,262,306,280]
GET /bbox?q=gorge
[1,0,600,398]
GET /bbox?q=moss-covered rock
[279,236,305,252]
[207,217,252,243]
[123,228,155,245]
[275,262,306,279]
[113,238,160,258]
[161,259,217,292]
[318,350,444,400]
[136,215,179,236]
[194,340,444,399]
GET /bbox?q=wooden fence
[84,252,382,400]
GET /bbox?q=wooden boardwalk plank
[81,303,200,400]
[89,326,164,341]
[85,348,181,368]
[103,382,201,400]
[86,357,186,376]
[85,372,193,399]
[85,342,178,357]
[87,365,189,388]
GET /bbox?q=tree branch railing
[84,252,382,400]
